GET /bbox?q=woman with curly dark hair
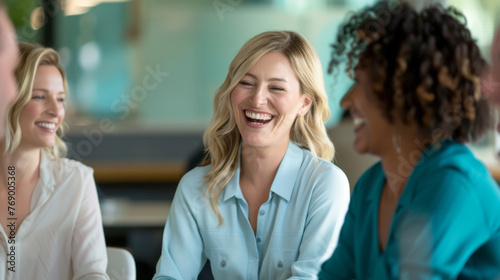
[319,1,500,279]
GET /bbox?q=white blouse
[0,150,109,280]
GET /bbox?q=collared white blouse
[0,150,108,280]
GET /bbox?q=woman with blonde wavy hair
[154,31,350,279]
[0,42,108,279]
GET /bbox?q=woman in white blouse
[0,42,108,280]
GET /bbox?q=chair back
[106,247,136,280]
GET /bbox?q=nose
[249,85,268,106]
[46,96,63,117]
[340,85,354,110]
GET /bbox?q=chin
[352,140,369,155]
[39,140,56,148]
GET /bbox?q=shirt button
[256,237,261,243]
[277,261,283,268]
[259,210,265,215]
[220,260,226,267]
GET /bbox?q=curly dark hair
[329,1,491,143]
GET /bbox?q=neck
[0,142,41,186]
[380,131,428,195]
[239,141,289,187]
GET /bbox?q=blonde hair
[5,42,68,158]
[203,31,334,224]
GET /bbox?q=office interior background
[5,0,500,278]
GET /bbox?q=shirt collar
[270,141,302,202]
[30,150,56,212]
[222,141,303,203]
[222,160,244,202]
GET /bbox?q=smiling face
[18,65,65,150]
[230,51,311,150]
[341,68,393,156]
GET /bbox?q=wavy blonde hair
[203,31,334,224]
[5,42,68,158]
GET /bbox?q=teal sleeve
[377,169,490,279]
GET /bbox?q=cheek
[230,89,246,113]
[59,106,66,120]
[230,88,244,103]
[19,105,37,124]
[279,97,300,117]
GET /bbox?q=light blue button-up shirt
[154,141,350,280]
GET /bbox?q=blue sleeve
[153,173,206,280]
[289,165,351,279]
[376,169,490,279]
[318,176,362,280]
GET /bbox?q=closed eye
[239,81,253,86]
[270,87,284,91]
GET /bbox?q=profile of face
[340,68,393,156]
[18,65,65,150]
[230,51,311,150]
[0,9,18,138]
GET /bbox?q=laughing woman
[319,2,500,279]
[0,43,108,279]
[153,31,350,279]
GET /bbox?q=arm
[288,166,351,279]
[153,172,206,280]
[72,169,109,280]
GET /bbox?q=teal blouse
[319,140,500,279]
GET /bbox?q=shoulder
[300,147,347,179]
[40,153,97,199]
[179,165,210,186]
[174,165,210,200]
[298,148,350,194]
[414,141,495,189]
[408,142,500,220]
[43,154,94,181]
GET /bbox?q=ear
[297,95,312,117]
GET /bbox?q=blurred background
[5,0,500,278]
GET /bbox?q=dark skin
[341,68,428,252]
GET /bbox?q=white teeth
[353,118,366,128]
[245,111,272,121]
[36,122,56,129]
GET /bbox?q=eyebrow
[32,88,66,95]
[244,73,288,83]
